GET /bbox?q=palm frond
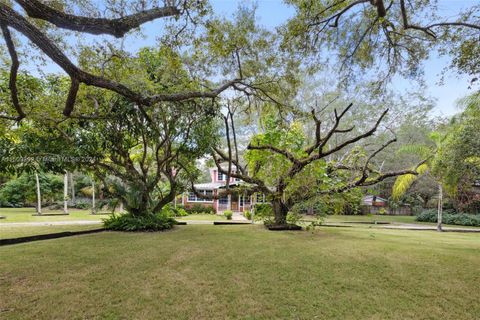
[392,163,429,200]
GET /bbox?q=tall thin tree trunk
[437,183,443,232]
[69,172,75,205]
[35,172,42,215]
[92,180,96,215]
[63,173,69,214]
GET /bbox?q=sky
[22,0,477,117]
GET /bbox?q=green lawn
[0,208,110,223]
[1,225,479,319]
[0,224,102,240]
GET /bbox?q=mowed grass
[0,208,109,223]
[0,208,225,224]
[1,226,479,319]
[0,224,102,240]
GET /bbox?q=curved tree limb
[0,3,240,117]
[0,23,25,121]
[14,0,180,38]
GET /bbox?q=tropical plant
[392,132,446,231]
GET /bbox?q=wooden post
[35,172,42,215]
[69,172,76,205]
[92,180,96,215]
[63,173,69,214]
[437,183,443,232]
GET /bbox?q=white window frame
[217,171,224,181]
[188,190,214,203]
[218,195,229,205]
[256,193,265,203]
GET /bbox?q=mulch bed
[213,221,251,225]
[265,224,302,231]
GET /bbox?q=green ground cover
[1,225,479,319]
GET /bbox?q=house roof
[193,182,225,190]
[363,195,387,203]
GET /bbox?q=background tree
[0,0,256,121]
[211,103,423,228]
[433,93,480,213]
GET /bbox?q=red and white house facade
[180,167,266,213]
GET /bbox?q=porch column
[227,194,231,211]
[182,193,185,206]
[238,194,241,211]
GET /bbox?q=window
[256,193,265,203]
[188,190,213,202]
[219,195,229,205]
[217,171,224,181]
[240,196,244,206]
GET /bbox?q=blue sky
[28,0,476,117]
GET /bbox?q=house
[180,167,266,214]
[362,195,387,207]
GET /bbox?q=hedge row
[416,209,480,227]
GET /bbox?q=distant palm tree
[392,132,446,231]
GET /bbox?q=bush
[103,213,176,231]
[224,210,233,220]
[253,203,273,221]
[74,202,90,210]
[170,207,188,217]
[244,210,251,220]
[286,211,302,224]
[416,209,480,227]
[181,204,215,215]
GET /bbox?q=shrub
[244,210,251,220]
[224,210,233,220]
[74,202,90,210]
[253,203,273,221]
[103,213,176,231]
[286,211,302,224]
[175,207,189,217]
[416,209,480,227]
[182,204,215,215]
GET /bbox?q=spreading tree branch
[14,0,180,38]
[0,23,25,121]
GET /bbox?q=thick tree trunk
[63,173,69,214]
[437,183,443,232]
[272,198,288,225]
[35,172,41,215]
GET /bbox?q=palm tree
[392,132,446,231]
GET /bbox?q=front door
[231,200,239,211]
